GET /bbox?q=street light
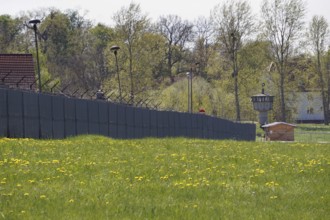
[186,62,199,113]
[29,19,42,93]
[187,72,190,112]
[186,71,191,113]
[110,45,122,103]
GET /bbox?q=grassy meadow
[295,124,330,143]
[0,136,329,219]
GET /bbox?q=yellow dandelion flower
[56,167,66,173]
[255,168,265,174]
[40,195,46,199]
[134,176,144,181]
[160,175,169,180]
[265,181,279,187]
[24,193,29,196]
[68,199,74,203]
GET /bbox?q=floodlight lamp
[29,19,41,25]
[110,45,120,52]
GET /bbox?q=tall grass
[0,136,329,219]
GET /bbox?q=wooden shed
[262,122,296,141]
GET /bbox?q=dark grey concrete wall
[52,95,65,139]
[76,99,88,135]
[24,92,39,138]
[0,88,256,141]
[0,88,8,137]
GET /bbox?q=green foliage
[261,0,306,121]
[38,9,99,91]
[0,15,24,52]
[0,136,329,219]
[88,24,114,84]
[160,77,189,111]
[160,76,218,114]
[156,14,194,81]
[0,3,329,122]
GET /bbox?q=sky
[1,0,330,25]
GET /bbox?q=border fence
[0,87,256,140]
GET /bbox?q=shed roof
[0,54,36,90]
[262,122,296,128]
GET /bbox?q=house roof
[262,122,296,128]
[0,54,36,90]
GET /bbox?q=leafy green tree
[105,32,167,103]
[211,0,255,121]
[0,15,24,52]
[39,9,95,92]
[156,15,194,82]
[89,24,114,82]
[39,10,73,88]
[261,0,306,122]
[238,40,273,121]
[193,16,214,78]
[113,3,149,104]
[308,15,329,124]
[160,76,213,113]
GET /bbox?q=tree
[0,15,24,52]
[212,0,255,121]
[160,76,216,114]
[90,24,114,81]
[113,3,149,104]
[308,16,329,125]
[193,16,214,78]
[156,15,194,82]
[104,32,166,104]
[39,10,75,89]
[261,0,305,122]
[39,9,96,92]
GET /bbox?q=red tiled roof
[0,54,36,90]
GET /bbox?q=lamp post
[186,69,193,113]
[186,62,199,113]
[110,45,122,103]
[186,71,192,113]
[29,19,41,92]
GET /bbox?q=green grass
[255,123,330,143]
[0,136,329,219]
[295,124,330,143]
[295,124,330,144]
[297,124,330,132]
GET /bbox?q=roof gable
[262,122,296,128]
[0,54,36,90]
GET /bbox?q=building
[0,54,36,90]
[293,92,324,123]
[262,122,296,141]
